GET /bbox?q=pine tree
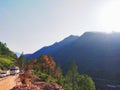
[65,61,79,90]
[64,61,96,90]
[78,74,96,90]
[16,53,25,70]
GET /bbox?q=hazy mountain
[24,35,79,59]
[25,32,120,85]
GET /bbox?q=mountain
[24,35,79,59]
[25,32,120,87]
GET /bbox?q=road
[0,74,19,90]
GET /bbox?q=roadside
[0,74,19,90]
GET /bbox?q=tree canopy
[0,42,16,58]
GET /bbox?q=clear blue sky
[0,0,120,53]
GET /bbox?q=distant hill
[25,32,120,82]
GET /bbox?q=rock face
[34,82,64,90]
[12,82,64,90]
[12,85,40,90]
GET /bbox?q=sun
[103,30,120,34]
[99,1,120,33]
[104,30,113,34]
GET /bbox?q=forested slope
[0,42,17,69]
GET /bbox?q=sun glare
[103,30,120,34]
[100,1,120,33]
[105,30,113,34]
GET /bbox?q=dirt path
[0,74,19,90]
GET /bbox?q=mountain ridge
[24,35,79,59]
[24,32,120,82]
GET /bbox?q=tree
[78,74,96,90]
[18,59,38,86]
[33,55,58,82]
[0,42,17,69]
[16,53,25,70]
[65,61,79,90]
[64,61,96,90]
[0,42,17,58]
[37,55,56,75]
[55,65,62,79]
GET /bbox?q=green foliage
[34,71,48,81]
[78,74,96,90]
[64,61,79,90]
[34,55,56,77]
[15,53,25,70]
[0,42,17,70]
[33,71,57,83]
[62,61,96,90]
[0,42,17,58]
[31,55,96,90]
[33,55,62,83]
[0,57,14,70]
[56,76,66,88]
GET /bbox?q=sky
[0,0,120,53]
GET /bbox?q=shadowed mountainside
[25,32,120,83]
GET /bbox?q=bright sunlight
[100,1,120,33]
